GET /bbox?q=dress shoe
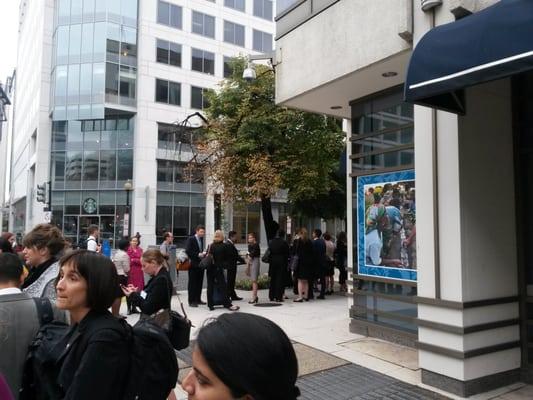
[198,300,207,305]
[231,296,243,301]
[189,303,198,308]
[209,306,215,311]
[248,297,258,304]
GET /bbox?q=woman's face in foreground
[181,346,236,400]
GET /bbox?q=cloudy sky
[0,1,19,83]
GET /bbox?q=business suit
[312,238,327,298]
[224,239,245,300]
[129,267,172,315]
[56,310,130,400]
[268,237,290,301]
[185,234,205,305]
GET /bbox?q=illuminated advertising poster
[357,170,416,281]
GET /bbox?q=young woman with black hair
[53,250,130,399]
[181,313,300,400]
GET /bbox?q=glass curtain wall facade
[50,0,137,246]
[350,88,417,342]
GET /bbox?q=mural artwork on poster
[357,170,416,282]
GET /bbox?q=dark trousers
[188,266,205,304]
[318,275,326,297]
[226,266,237,299]
[206,267,231,308]
[338,266,348,285]
[269,267,286,301]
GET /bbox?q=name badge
[140,291,147,299]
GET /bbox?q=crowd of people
[0,223,308,399]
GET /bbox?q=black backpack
[122,318,179,400]
[77,237,89,250]
[19,299,70,400]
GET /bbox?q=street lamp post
[123,179,133,238]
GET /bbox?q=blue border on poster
[357,170,417,282]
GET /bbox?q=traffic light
[36,184,46,204]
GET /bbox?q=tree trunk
[260,195,278,242]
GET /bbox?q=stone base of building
[348,317,417,348]
[421,368,521,397]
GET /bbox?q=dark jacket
[57,310,130,400]
[268,237,290,271]
[224,240,245,269]
[185,235,204,268]
[312,238,327,276]
[209,241,230,270]
[294,239,314,280]
[130,267,172,315]
[248,243,260,259]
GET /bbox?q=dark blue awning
[404,0,533,114]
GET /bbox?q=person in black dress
[335,231,348,292]
[293,228,314,302]
[122,249,172,315]
[268,229,290,302]
[206,230,240,311]
[247,233,261,304]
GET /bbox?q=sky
[0,0,19,84]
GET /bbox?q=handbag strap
[162,273,190,322]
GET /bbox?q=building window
[223,21,245,47]
[156,192,206,247]
[191,48,215,75]
[192,11,215,39]
[224,0,245,12]
[157,1,182,29]
[156,38,182,67]
[155,78,181,105]
[253,0,273,21]
[157,122,193,153]
[223,56,233,78]
[232,202,261,243]
[191,86,209,110]
[253,29,273,52]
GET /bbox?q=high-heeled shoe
[248,297,258,304]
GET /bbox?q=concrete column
[416,79,520,397]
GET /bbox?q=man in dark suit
[225,231,245,301]
[185,225,206,307]
[312,228,327,299]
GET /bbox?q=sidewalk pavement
[125,289,533,400]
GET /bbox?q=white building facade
[275,0,533,396]
[8,0,276,248]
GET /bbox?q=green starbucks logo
[83,198,97,214]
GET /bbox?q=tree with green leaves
[194,57,344,241]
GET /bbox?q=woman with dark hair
[111,238,130,317]
[122,249,172,316]
[0,237,14,254]
[246,232,261,304]
[268,229,290,302]
[21,223,67,300]
[182,313,300,400]
[53,250,130,399]
[335,231,348,292]
[293,228,314,302]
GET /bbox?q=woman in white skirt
[247,232,261,304]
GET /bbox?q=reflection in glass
[100,150,117,188]
[69,24,82,63]
[117,150,133,181]
[83,0,95,22]
[55,66,68,105]
[93,21,106,61]
[92,62,105,102]
[105,62,119,101]
[70,0,83,24]
[58,0,71,25]
[52,152,66,189]
[155,79,168,103]
[81,23,94,63]
[121,0,138,27]
[65,192,81,214]
[99,191,115,214]
[94,0,106,21]
[79,63,93,103]
[64,216,78,236]
[57,25,70,65]
[67,64,80,104]
[169,42,181,66]
[169,81,180,105]
[156,39,169,63]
